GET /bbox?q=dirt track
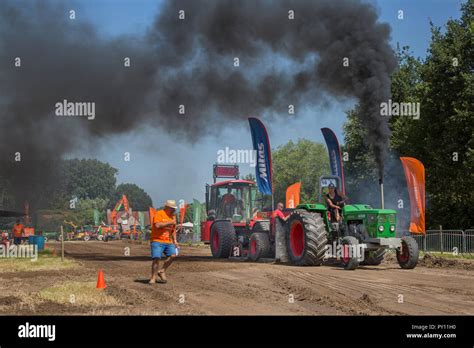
[1,241,473,315]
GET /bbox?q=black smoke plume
[0,0,396,209]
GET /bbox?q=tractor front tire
[252,220,274,258]
[341,236,360,270]
[361,248,386,266]
[252,220,270,233]
[286,210,327,266]
[397,236,419,269]
[210,220,236,258]
[249,233,271,261]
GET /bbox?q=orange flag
[149,207,156,227]
[400,157,425,234]
[286,182,301,208]
[179,204,188,227]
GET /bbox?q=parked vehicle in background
[101,225,120,242]
[120,225,142,240]
[40,230,59,242]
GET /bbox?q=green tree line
[2,158,154,229]
[345,2,472,229]
[271,3,472,229]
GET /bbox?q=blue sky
[71,0,464,206]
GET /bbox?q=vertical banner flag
[149,207,156,242]
[286,182,301,208]
[400,157,426,234]
[248,117,273,195]
[193,199,202,240]
[93,209,100,225]
[138,211,145,227]
[179,204,188,229]
[321,127,345,194]
[149,207,156,227]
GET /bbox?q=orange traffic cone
[96,269,106,289]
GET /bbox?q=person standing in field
[149,200,179,284]
[273,202,290,222]
[12,219,24,245]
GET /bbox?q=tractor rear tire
[361,248,386,266]
[249,233,271,261]
[341,236,360,270]
[397,236,419,269]
[286,210,327,266]
[210,220,236,258]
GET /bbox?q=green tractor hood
[343,204,397,215]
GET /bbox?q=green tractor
[284,175,419,270]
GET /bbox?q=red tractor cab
[201,164,274,260]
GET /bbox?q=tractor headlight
[378,225,384,232]
[390,225,395,232]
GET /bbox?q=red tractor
[201,164,282,260]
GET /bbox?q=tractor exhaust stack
[379,178,385,209]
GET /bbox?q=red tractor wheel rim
[290,221,304,257]
[342,244,350,264]
[399,241,409,262]
[212,231,219,251]
[251,239,257,256]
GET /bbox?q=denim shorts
[150,241,176,259]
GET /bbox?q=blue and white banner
[248,117,273,195]
[321,127,345,194]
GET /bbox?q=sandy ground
[0,240,473,315]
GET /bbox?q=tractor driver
[326,183,347,223]
[221,188,236,218]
